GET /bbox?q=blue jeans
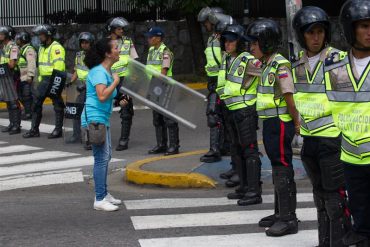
[92,127,112,201]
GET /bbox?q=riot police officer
[197,7,227,163]
[0,25,21,135]
[246,19,300,237]
[66,32,94,150]
[218,24,262,206]
[106,17,139,151]
[23,24,66,139]
[325,1,370,246]
[292,6,350,246]
[146,27,180,156]
[15,31,37,121]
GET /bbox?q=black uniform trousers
[344,163,370,238]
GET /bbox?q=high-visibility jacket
[0,40,17,65]
[223,52,258,110]
[216,53,228,99]
[112,37,132,77]
[325,51,370,166]
[292,48,340,137]
[18,44,35,69]
[146,43,173,76]
[38,40,65,81]
[257,53,292,122]
[75,51,89,82]
[204,34,222,77]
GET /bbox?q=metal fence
[0,0,246,26]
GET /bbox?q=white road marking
[113,106,150,112]
[0,170,84,191]
[124,193,313,210]
[0,157,123,177]
[131,207,316,230]
[139,230,317,247]
[0,141,8,144]
[0,145,43,155]
[0,118,72,133]
[0,151,80,166]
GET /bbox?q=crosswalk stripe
[0,157,123,177]
[0,118,72,133]
[0,145,43,155]
[0,170,84,191]
[139,230,317,247]
[124,193,313,210]
[0,151,80,166]
[131,207,316,230]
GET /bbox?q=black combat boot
[238,157,262,206]
[9,108,21,135]
[227,157,247,199]
[48,110,63,139]
[220,161,236,179]
[148,126,167,154]
[66,119,82,144]
[200,127,221,163]
[342,231,369,247]
[265,167,298,237]
[259,191,279,227]
[116,118,132,151]
[165,125,179,156]
[23,113,41,138]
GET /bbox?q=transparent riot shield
[0,64,18,102]
[64,80,85,142]
[122,59,207,129]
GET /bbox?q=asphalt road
[0,104,316,247]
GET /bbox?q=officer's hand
[119,99,129,107]
[295,123,301,136]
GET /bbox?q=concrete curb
[0,82,207,110]
[125,149,217,188]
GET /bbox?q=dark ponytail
[84,38,112,69]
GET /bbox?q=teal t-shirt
[81,64,117,127]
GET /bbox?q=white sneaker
[105,193,122,205]
[94,198,119,211]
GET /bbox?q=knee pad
[325,193,345,220]
[321,159,345,192]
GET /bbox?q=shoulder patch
[325,52,341,66]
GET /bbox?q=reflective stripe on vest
[223,52,257,110]
[112,37,131,77]
[146,43,173,77]
[205,35,221,77]
[18,45,34,69]
[325,51,370,165]
[292,48,340,137]
[257,53,292,121]
[75,51,89,81]
[38,41,65,78]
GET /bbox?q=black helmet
[106,17,129,32]
[78,32,95,44]
[33,24,56,36]
[246,18,282,54]
[15,31,31,43]
[214,14,235,33]
[222,24,245,41]
[197,6,224,22]
[293,6,331,48]
[340,0,370,46]
[0,25,15,39]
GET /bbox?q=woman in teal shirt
[82,38,124,212]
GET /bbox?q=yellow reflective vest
[257,53,292,122]
[75,51,89,82]
[223,52,258,110]
[204,34,222,77]
[146,43,173,76]
[18,44,35,69]
[112,37,132,77]
[38,40,65,81]
[325,51,370,166]
[292,48,340,137]
[0,41,17,65]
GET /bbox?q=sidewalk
[125,143,306,189]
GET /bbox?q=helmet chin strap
[353,44,370,52]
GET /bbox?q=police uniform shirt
[242,58,263,89]
[19,44,37,82]
[327,50,363,91]
[265,53,295,99]
[162,48,173,70]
